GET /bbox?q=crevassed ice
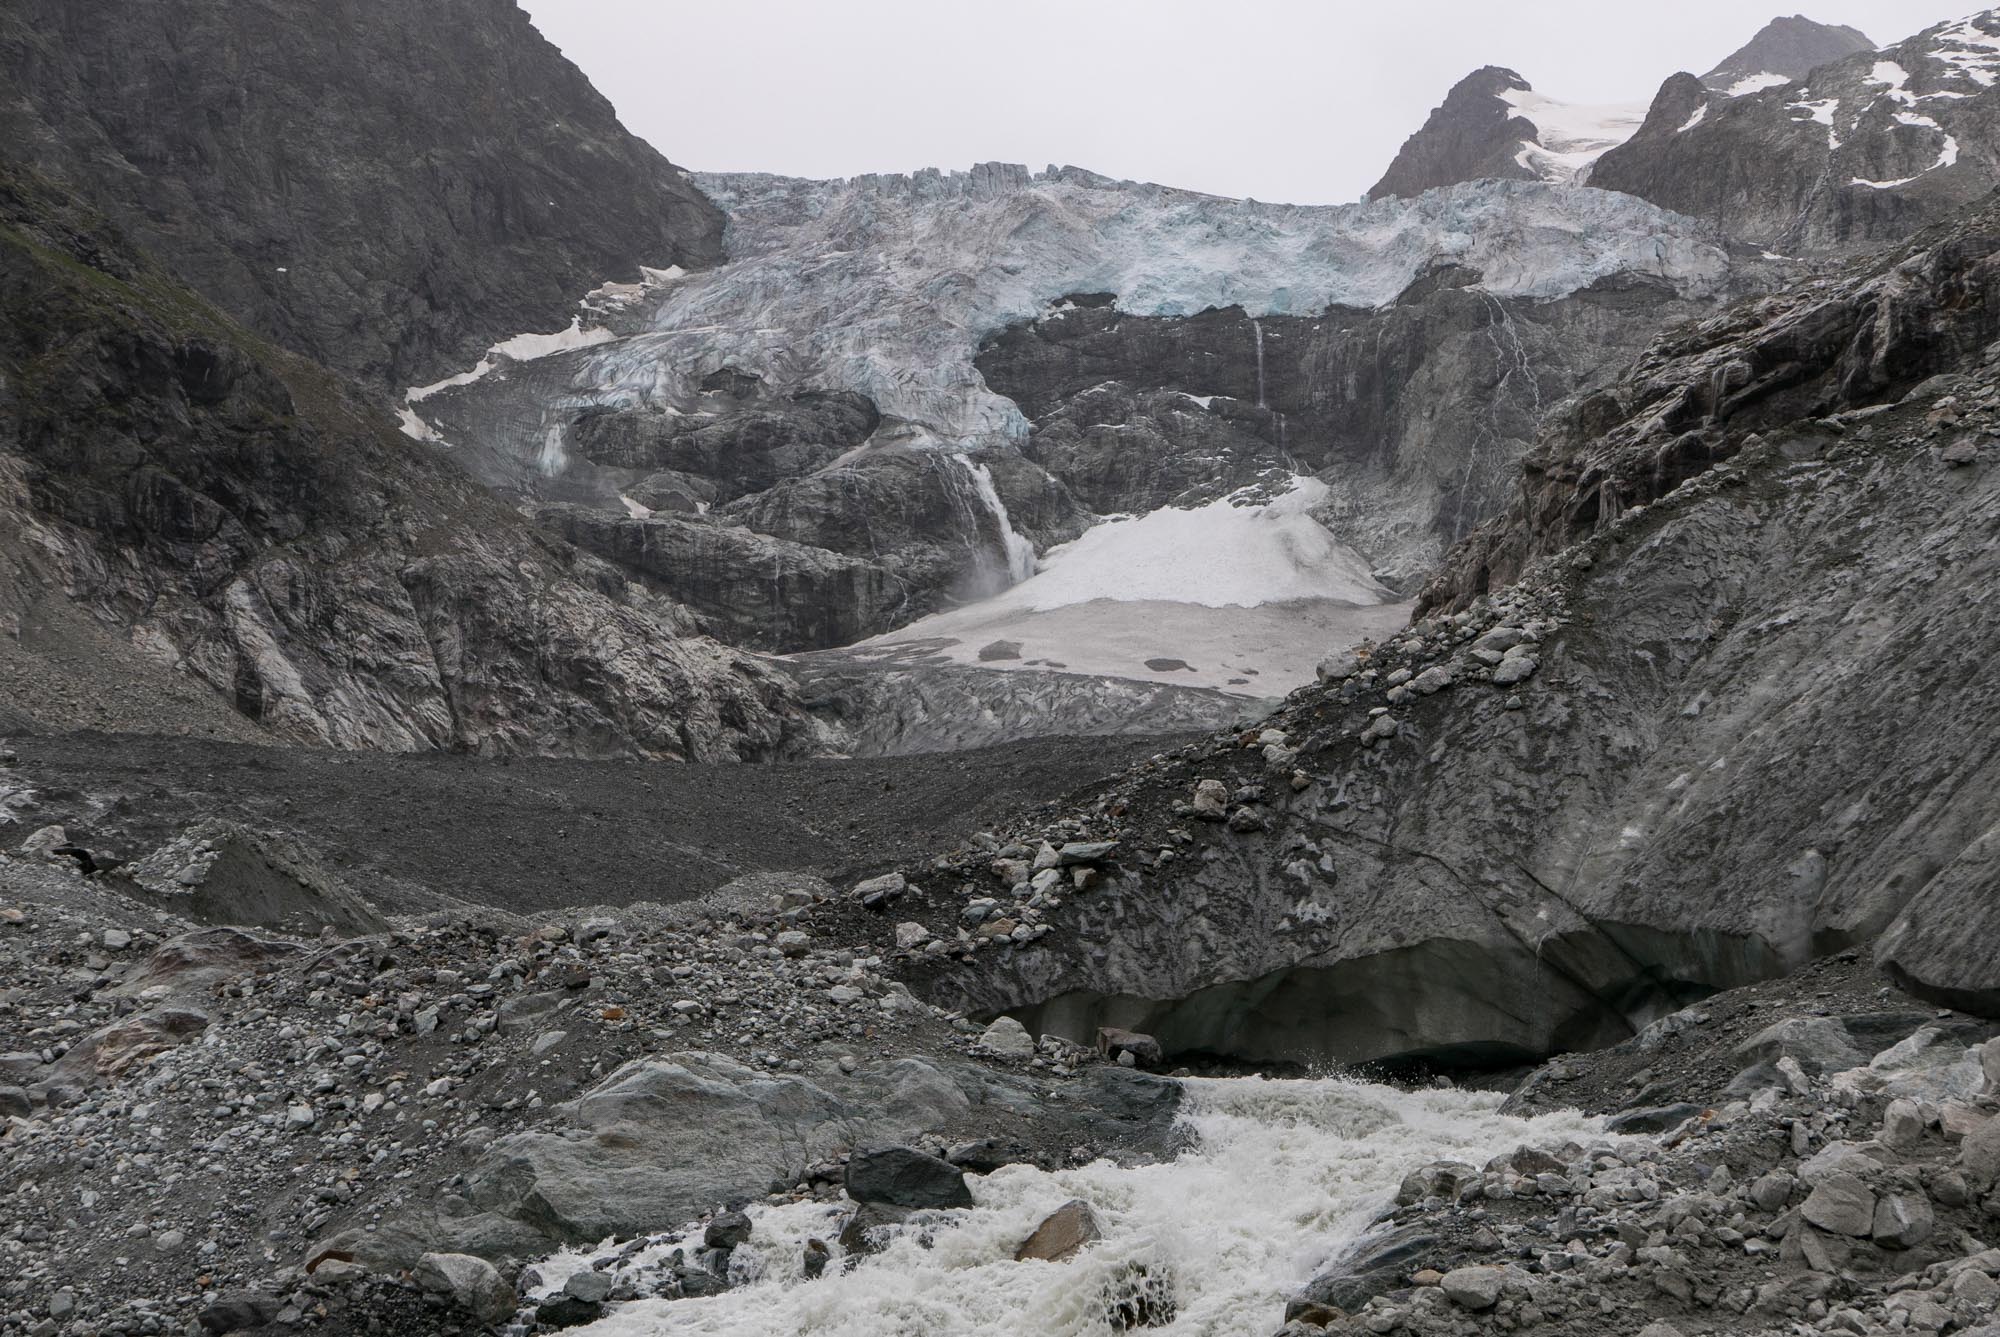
[519,169,1731,451]
[551,1075,1608,1337]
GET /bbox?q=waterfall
[537,421,569,476]
[943,454,1037,586]
[1251,318,1267,409]
[531,1075,1606,1336]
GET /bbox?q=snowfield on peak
[408,167,1734,453]
[1496,87,1650,182]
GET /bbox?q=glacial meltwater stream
[537,1075,1607,1337]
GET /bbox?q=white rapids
[544,1074,1607,1337]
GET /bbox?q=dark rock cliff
[976,274,1720,588]
[0,0,723,388]
[1368,67,1539,201]
[0,164,802,759]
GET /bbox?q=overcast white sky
[521,1,1964,204]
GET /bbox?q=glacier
[409,165,1735,456]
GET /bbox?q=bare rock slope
[818,201,2000,1065]
[0,0,723,387]
[0,165,802,759]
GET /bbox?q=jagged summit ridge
[1704,14,1876,93]
[1594,8,2000,252]
[1368,67,1650,200]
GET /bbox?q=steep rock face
[1594,12,2000,254]
[1367,68,1541,200]
[1704,15,1875,92]
[571,387,881,507]
[1368,71,1648,199]
[0,165,802,760]
[886,204,2000,1063]
[417,169,1736,462]
[0,0,723,387]
[545,447,1088,653]
[977,273,1729,586]
[1423,205,2000,609]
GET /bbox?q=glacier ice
[413,166,1736,456]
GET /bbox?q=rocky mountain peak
[1369,65,1649,199]
[1593,8,2000,254]
[1704,14,1876,93]
[0,0,724,388]
[1367,66,1538,199]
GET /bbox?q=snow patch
[847,476,1401,691]
[406,319,614,403]
[1499,87,1649,183]
[394,407,442,443]
[1723,72,1792,97]
[1002,478,1387,612]
[489,318,615,362]
[1867,61,1917,107]
[1677,104,1709,133]
[1788,97,1843,150]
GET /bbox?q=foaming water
[556,1075,1604,1337]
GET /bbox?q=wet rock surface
[1280,1012,2000,1337]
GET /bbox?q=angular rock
[1440,1265,1505,1310]
[1870,1191,1934,1249]
[413,1252,512,1323]
[1015,1199,1102,1262]
[844,1146,973,1210]
[975,1016,1037,1059]
[1799,1173,1876,1238]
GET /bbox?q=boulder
[1015,1200,1102,1262]
[1095,1027,1163,1069]
[1961,1112,2000,1192]
[196,1293,283,1335]
[55,1008,210,1081]
[1800,1173,1877,1237]
[1440,1265,1505,1310]
[1605,1104,1702,1135]
[120,820,387,937]
[434,1053,970,1251]
[1291,1224,1441,1315]
[975,1016,1037,1059]
[853,873,908,910]
[1735,1017,1866,1076]
[1871,1192,1935,1249]
[845,1146,973,1210]
[413,1252,512,1322]
[1879,1098,1925,1152]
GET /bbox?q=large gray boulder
[844,1147,974,1210]
[452,1052,971,1245]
